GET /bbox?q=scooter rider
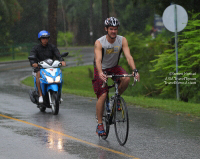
[29,30,66,103]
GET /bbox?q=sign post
[162,4,188,100]
[174,5,179,100]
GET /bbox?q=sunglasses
[41,37,49,39]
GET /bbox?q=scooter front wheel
[39,106,46,112]
[51,91,59,115]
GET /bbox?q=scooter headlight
[45,75,54,83]
[55,75,61,83]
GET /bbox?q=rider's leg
[96,92,107,136]
[36,71,42,96]
[93,67,107,135]
[36,71,43,103]
[96,92,107,124]
[117,76,130,111]
[118,76,130,95]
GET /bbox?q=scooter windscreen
[44,59,54,66]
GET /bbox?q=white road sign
[162,4,188,32]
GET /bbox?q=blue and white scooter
[28,52,68,115]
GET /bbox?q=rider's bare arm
[122,37,140,81]
[122,37,136,70]
[94,40,107,82]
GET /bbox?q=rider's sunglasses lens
[41,37,49,39]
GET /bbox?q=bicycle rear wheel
[114,96,129,146]
[101,102,110,140]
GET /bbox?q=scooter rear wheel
[51,91,59,115]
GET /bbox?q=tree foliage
[150,12,200,102]
[10,0,47,44]
[0,0,22,45]
[57,31,74,47]
[114,0,154,34]
[123,28,173,97]
[132,0,200,15]
[4,0,200,46]
[58,0,95,45]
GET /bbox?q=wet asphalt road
[0,47,200,159]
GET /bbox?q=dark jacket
[29,43,64,66]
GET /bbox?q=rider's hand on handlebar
[99,72,107,82]
[32,63,38,68]
[132,69,140,82]
[135,72,140,82]
[60,61,66,66]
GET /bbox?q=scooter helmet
[104,17,120,28]
[38,30,50,40]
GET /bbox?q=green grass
[0,52,29,62]
[21,76,33,86]
[22,65,200,118]
[124,96,200,117]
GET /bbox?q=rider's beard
[108,33,116,39]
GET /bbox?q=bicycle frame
[105,74,136,101]
[102,74,136,145]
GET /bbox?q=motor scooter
[28,52,68,115]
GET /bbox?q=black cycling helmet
[38,30,50,40]
[104,17,120,27]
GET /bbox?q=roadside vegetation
[0,52,28,62]
[124,13,200,104]
[22,65,200,118]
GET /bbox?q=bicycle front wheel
[114,96,129,146]
[101,102,110,140]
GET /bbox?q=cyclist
[92,17,140,136]
[29,30,66,103]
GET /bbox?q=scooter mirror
[61,52,69,57]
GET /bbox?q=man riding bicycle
[92,17,140,136]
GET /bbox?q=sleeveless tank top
[95,35,123,69]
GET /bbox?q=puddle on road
[130,107,200,140]
[1,106,200,159]
[0,122,126,159]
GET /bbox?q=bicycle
[101,73,137,146]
